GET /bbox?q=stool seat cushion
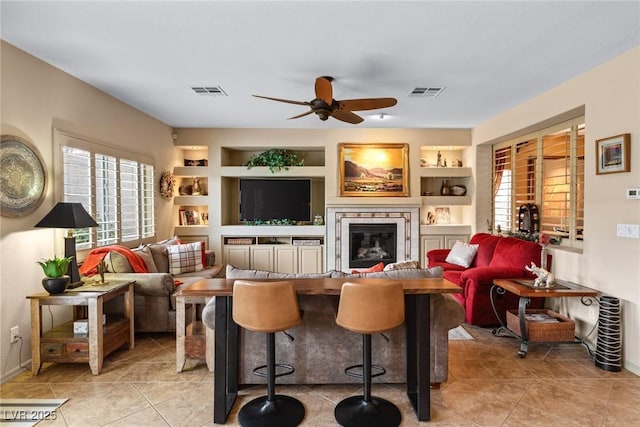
[336,281,405,334]
[233,280,301,333]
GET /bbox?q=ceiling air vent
[408,87,445,98]
[191,86,228,96]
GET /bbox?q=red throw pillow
[351,262,385,274]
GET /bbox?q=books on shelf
[524,313,560,323]
[179,209,209,226]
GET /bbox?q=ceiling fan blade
[315,77,333,105]
[252,94,310,106]
[338,98,398,111]
[331,109,364,124]
[287,110,315,120]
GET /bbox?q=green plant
[37,256,73,278]
[245,149,304,173]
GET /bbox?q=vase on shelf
[440,180,450,196]
[192,178,201,196]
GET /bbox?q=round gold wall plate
[1,135,47,217]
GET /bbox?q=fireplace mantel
[326,196,422,208]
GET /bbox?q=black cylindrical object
[595,295,622,372]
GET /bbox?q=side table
[27,281,135,375]
[491,278,598,357]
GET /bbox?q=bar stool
[334,281,405,427]
[232,280,305,427]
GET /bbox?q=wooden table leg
[88,296,104,375]
[205,297,214,372]
[125,283,135,349]
[176,295,186,372]
[30,300,42,375]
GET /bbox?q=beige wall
[473,46,640,374]
[0,42,175,380]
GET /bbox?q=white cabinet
[222,235,324,274]
[223,246,251,269]
[297,246,324,274]
[420,216,471,266]
[274,246,298,274]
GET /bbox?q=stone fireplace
[326,204,420,272]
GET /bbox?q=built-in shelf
[419,167,472,177]
[174,195,208,205]
[422,195,471,205]
[219,166,327,177]
[220,225,326,237]
[173,166,209,177]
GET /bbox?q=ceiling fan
[252,76,397,124]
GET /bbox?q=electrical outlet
[10,326,19,343]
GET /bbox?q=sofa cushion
[383,260,420,271]
[445,241,479,268]
[104,251,135,273]
[469,233,501,267]
[345,266,443,279]
[226,264,335,279]
[351,261,384,274]
[147,244,170,273]
[133,246,158,273]
[225,264,442,280]
[489,237,541,271]
[166,242,204,275]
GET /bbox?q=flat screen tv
[239,178,311,222]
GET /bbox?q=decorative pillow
[147,244,170,273]
[351,262,385,274]
[445,241,479,268]
[104,251,134,273]
[133,245,158,273]
[166,242,204,275]
[383,260,420,271]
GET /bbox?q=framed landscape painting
[339,143,409,197]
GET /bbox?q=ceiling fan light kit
[253,76,397,124]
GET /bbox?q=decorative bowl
[450,185,467,196]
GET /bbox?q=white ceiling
[2,1,639,129]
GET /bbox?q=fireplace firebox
[349,223,397,268]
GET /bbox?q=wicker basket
[506,309,575,342]
[225,237,255,245]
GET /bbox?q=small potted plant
[37,256,73,294]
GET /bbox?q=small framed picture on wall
[596,133,630,175]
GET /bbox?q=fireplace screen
[349,223,397,268]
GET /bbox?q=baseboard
[0,361,30,384]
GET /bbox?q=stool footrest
[252,363,295,379]
[344,364,386,379]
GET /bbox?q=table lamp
[35,202,98,287]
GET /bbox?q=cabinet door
[224,246,251,269]
[444,235,469,249]
[250,246,274,271]
[421,236,445,267]
[298,246,323,274]
[274,246,297,274]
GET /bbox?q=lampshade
[34,202,98,288]
[34,202,98,229]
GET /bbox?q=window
[58,131,156,250]
[492,116,584,249]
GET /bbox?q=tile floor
[2,325,639,426]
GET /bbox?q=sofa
[80,237,223,332]
[201,263,465,388]
[427,233,547,326]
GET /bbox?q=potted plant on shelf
[37,256,73,294]
[245,148,304,173]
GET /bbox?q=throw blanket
[79,245,149,276]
